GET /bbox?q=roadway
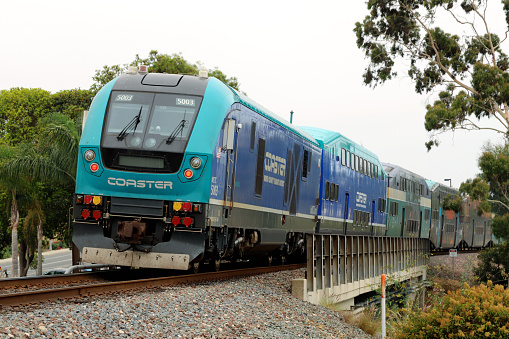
[0,248,72,277]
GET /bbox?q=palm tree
[1,113,81,275]
[0,145,25,277]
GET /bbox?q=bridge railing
[292,235,430,309]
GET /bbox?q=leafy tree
[460,142,509,239]
[0,191,11,257]
[474,242,509,283]
[0,145,26,277]
[41,184,73,244]
[51,89,94,121]
[0,113,80,275]
[91,50,240,93]
[0,88,52,145]
[132,51,197,75]
[90,64,124,93]
[354,0,509,150]
[441,194,463,213]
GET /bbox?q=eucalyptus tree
[354,0,509,149]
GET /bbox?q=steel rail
[0,272,106,289]
[429,249,480,256]
[0,263,305,308]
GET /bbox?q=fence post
[381,273,386,339]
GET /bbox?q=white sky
[1,0,506,188]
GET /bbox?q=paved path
[0,248,72,277]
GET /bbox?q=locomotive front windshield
[101,91,202,172]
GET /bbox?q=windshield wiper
[166,120,188,145]
[117,106,143,141]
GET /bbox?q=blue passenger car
[301,127,387,236]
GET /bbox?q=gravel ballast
[0,268,375,338]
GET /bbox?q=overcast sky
[1,0,506,188]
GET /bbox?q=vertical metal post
[452,256,455,280]
[381,274,386,339]
[290,110,294,124]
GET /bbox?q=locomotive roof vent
[141,73,183,87]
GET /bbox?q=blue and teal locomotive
[72,67,493,271]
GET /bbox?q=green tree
[1,113,80,275]
[51,89,94,121]
[91,50,240,93]
[0,145,26,277]
[474,242,509,283]
[132,51,198,75]
[0,191,11,258]
[441,194,463,213]
[461,142,509,239]
[0,88,52,145]
[354,1,509,150]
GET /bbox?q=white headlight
[190,157,202,169]
[84,150,95,162]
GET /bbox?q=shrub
[474,242,509,284]
[0,246,11,260]
[391,281,509,338]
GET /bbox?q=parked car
[43,268,67,275]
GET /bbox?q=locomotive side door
[222,118,238,224]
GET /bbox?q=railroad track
[0,272,108,290]
[429,249,481,256]
[0,263,305,308]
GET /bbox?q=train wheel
[192,262,200,274]
[214,259,221,272]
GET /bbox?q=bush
[29,253,44,270]
[54,240,68,249]
[391,281,509,338]
[0,246,11,260]
[474,242,509,284]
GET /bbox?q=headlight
[84,150,95,161]
[190,157,202,169]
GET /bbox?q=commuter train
[72,67,495,271]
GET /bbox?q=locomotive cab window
[101,91,202,172]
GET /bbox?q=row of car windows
[440,224,487,234]
[341,148,382,180]
[389,201,432,221]
[399,177,429,196]
[353,210,371,226]
[406,220,420,233]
